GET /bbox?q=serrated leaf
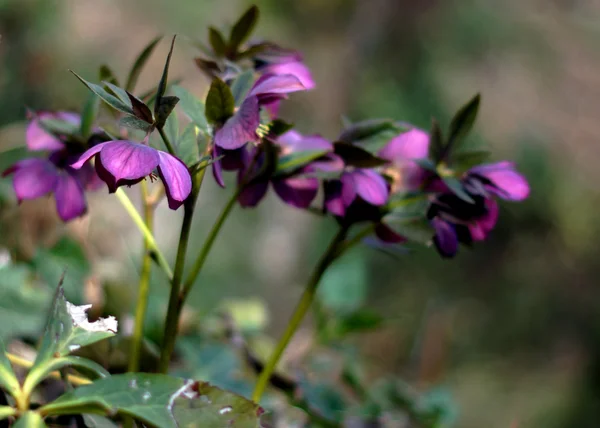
[126,36,162,92]
[154,36,176,117]
[338,119,398,144]
[208,27,228,57]
[40,374,263,428]
[428,118,444,164]
[13,412,46,427]
[333,142,387,168]
[441,176,475,203]
[447,93,480,153]
[205,78,235,124]
[155,96,179,129]
[229,5,259,54]
[230,70,255,106]
[176,124,200,167]
[275,150,328,176]
[171,85,209,133]
[80,93,100,139]
[119,115,154,132]
[0,339,20,397]
[71,71,134,116]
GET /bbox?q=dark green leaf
[275,150,328,176]
[194,57,221,78]
[208,27,228,57]
[297,378,347,423]
[80,93,100,138]
[235,42,270,60]
[40,374,263,428]
[230,70,255,106]
[333,142,387,168]
[126,36,162,92]
[171,85,209,133]
[428,118,444,163]
[338,118,398,144]
[82,414,118,428]
[154,36,176,116]
[71,71,134,116]
[382,215,434,244]
[337,310,384,335]
[267,119,294,137]
[228,5,259,54]
[98,65,118,86]
[13,412,46,427]
[155,96,179,129]
[447,93,480,152]
[205,78,235,124]
[119,116,154,132]
[102,82,130,105]
[0,339,20,397]
[451,149,491,172]
[176,124,200,167]
[441,176,475,203]
[125,91,154,123]
[386,192,429,216]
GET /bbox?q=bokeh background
[1,0,600,426]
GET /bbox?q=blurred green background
[1,0,600,426]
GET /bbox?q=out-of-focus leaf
[82,414,118,428]
[155,96,180,129]
[230,70,255,106]
[386,192,429,216]
[228,5,260,54]
[71,71,134,116]
[413,158,437,172]
[13,412,46,427]
[333,142,387,168]
[38,117,79,136]
[0,406,16,420]
[80,93,99,139]
[0,339,20,398]
[267,119,294,138]
[171,85,210,134]
[98,65,119,87]
[119,116,153,133]
[40,374,263,428]
[126,36,162,92]
[381,215,434,244]
[337,310,384,336]
[318,252,366,315]
[441,176,474,203]
[297,378,347,423]
[428,118,444,164]
[194,57,221,78]
[275,150,328,176]
[208,27,228,57]
[154,36,176,117]
[447,93,480,153]
[451,149,491,172]
[205,78,235,124]
[176,124,200,167]
[338,118,398,144]
[221,299,268,333]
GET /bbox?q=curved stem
[115,188,173,280]
[128,181,154,373]
[252,226,349,402]
[6,353,90,386]
[158,127,176,155]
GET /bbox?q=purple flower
[71,140,192,210]
[252,43,315,90]
[237,130,342,208]
[323,169,389,218]
[214,73,306,150]
[26,111,80,151]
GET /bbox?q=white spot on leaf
[219,406,232,415]
[66,302,118,333]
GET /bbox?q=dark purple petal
[470,161,530,201]
[263,61,315,90]
[212,151,226,188]
[54,172,87,221]
[157,152,192,210]
[249,73,305,97]
[219,146,249,171]
[94,157,118,193]
[378,128,429,161]
[469,198,499,241]
[272,176,318,208]
[432,218,458,258]
[73,163,105,191]
[238,180,269,207]
[324,180,346,216]
[70,142,113,169]
[347,169,389,206]
[214,96,260,150]
[5,158,58,201]
[340,173,357,206]
[99,141,159,183]
[375,223,406,244]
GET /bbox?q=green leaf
[164,106,179,144]
[296,378,347,423]
[275,150,328,176]
[83,414,119,428]
[338,118,398,144]
[228,5,260,54]
[451,149,490,172]
[230,70,255,106]
[267,119,294,137]
[386,192,429,215]
[194,57,221,78]
[155,95,180,129]
[102,82,131,106]
[0,339,20,397]
[38,117,80,136]
[205,78,235,124]
[318,252,366,315]
[154,36,176,117]
[208,27,228,57]
[33,356,110,384]
[428,118,444,164]
[119,116,154,132]
[40,374,263,428]
[381,215,434,244]
[71,70,134,116]
[13,412,46,427]
[171,85,209,133]
[176,124,200,167]
[333,142,387,168]
[441,176,474,203]
[126,35,162,92]
[80,93,100,139]
[337,310,384,335]
[98,65,119,86]
[0,406,16,420]
[447,93,480,152]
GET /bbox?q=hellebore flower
[252,43,315,90]
[71,140,192,210]
[214,73,306,150]
[237,130,343,208]
[323,168,389,218]
[26,111,80,151]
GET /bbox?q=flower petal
[263,61,315,90]
[378,128,430,161]
[348,169,389,206]
[157,152,192,210]
[214,96,260,150]
[238,180,269,207]
[70,142,113,169]
[212,153,226,188]
[340,173,357,206]
[249,73,305,97]
[324,180,345,216]
[99,141,159,182]
[54,172,87,221]
[311,153,345,173]
[26,120,64,152]
[272,176,318,208]
[469,198,499,241]
[5,158,59,201]
[470,161,530,201]
[432,218,458,258]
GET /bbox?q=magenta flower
[71,140,192,210]
[323,169,389,217]
[252,43,315,90]
[26,111,80,151]
[214,73,306,150]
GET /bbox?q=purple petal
[157,152,192,210]
[470,161,530,201]
[73,163,105,191]
[219,146,249,171]
[340,173,357,206]
[347,169,389,206]
[378,128,430,161]
[323,180,345,216]
[249,73,305,97]
[280,133,332,153]
[263,61,315,90]
[432,218,458,258]
[70,142,113,169]
[5,158,58,201]
[238,180,269,207]
[99,141,159,183]
[375,223,405,244]
[272,176,318,208]
[214,96,260,150]
[311,153,345,173]
[25,112,80,152]
[54,172,87,221]
[469,198,499,241]
[212,151,226,188]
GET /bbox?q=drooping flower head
[71,140,192,210]
[251,42,315,91]
[26,111,81,152]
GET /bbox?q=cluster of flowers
[3,33,528,259]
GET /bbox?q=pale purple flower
[71,140,192,210]
[26,111,80,151]
[323,169,389,217]
[253,44,315,90]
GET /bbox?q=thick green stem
[128,181,154,373]
[158,126,176,155]
[115,188,173,280]
[252,226,349,402]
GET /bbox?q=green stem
[252,226,349,402]
[158,126,176,155]
[128,181,154,373]
[115,188,173,280]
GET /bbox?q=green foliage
[176,124,201,166]
[205,78,235,124]
[154,36,177,121]
[333,142,387,168]
[275,150,329,176]
[229,5,260,54]
[171,85,210,133]
[13,412,46,427]
[231,70,255,106]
